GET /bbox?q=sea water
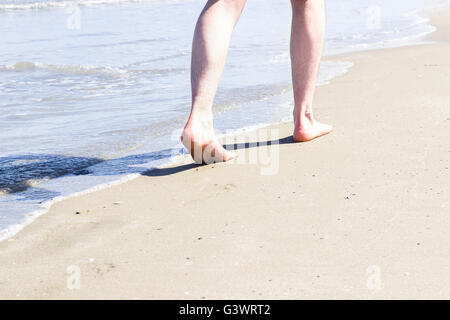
[0,0,448,239]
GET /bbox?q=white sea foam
[0,61,187,79]
[0,61,129,76]
[0,0,171,11]
[318,61,354,86]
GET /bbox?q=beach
[1,6,450,299]
[0,0,441,226]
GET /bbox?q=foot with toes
[181,116,237,164]
[293,112,333,142]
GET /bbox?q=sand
[1,8,449,300]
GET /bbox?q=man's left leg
[181,0,247,164]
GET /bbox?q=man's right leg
[181,0,246,164]
[290,0,332,142]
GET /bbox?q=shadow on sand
[0,135,294,200]
[142,135,294,176]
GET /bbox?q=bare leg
[291,0,332,142]
[181,0,246,164]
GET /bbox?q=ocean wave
[0,61,187,77]
[0,61,129,76]
[0,0,168,11]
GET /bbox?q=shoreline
[0,1,445,240]
[0,8,450,299]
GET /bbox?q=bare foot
[293,112,333,142]
[181,115,237,164]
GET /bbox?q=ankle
[293,109,313,128]
[186,109,213,129]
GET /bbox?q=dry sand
[0,8,449,300]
